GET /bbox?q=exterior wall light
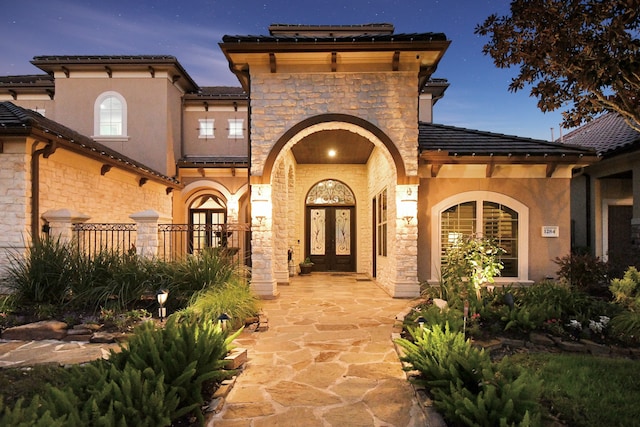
[399,187,417,225]
[157,289,169,322]
[252,185,271,225]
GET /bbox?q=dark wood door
[608,205,634,276]
[306,206,355,271]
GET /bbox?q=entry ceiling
[291,130,375,164]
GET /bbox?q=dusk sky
[1,0,570,141]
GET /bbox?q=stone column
[391,184,420,297]
[41,209,90,245]
[250,184,278,298]
[130,209,171,259]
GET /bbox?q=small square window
[228,119,244,138]
[199,119,215,138]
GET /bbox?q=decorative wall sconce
[399,187,417,225]
[252,186,271,225]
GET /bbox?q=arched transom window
[306,179,355,205]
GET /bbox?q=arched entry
[305,179,356,272]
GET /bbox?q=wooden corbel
[486,162,496,178]
[546,162,558,178]
[431,163,442,178]
[269,53,276,73]
[392,51,400,71]
[101,164,112,176]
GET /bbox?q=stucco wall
[182,106,248,158]
[418,177,572,284]
[50,74,176,176]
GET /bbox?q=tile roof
[419,122,595,157]
[561,113,640,157]
[0,102,180,185]
[178,156,249,166]
[30,55,199,91]
[31,55,181,64]
[184,86,248,99]
[221,31,447,44]
[0,74,53,87]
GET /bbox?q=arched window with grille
[93,91,128,140]
[432,192,529,281]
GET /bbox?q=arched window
[93,91,128,140]
[432,192,529,281]
[306,179,355,205]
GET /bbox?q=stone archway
[249,116,420,298]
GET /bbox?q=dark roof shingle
[222,32,447,44]
[561,113,640,157]
[419,122,595,157]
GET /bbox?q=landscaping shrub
[108,315,239,424]
[603,267,640,344]
[397,323,542,427]
[5,237,76,307]
[185,277,260,330]
[554,252,609,295]
[169,248,244,301]
[440,234,505,307]
[4,239,248,319]
[0,315,237,426]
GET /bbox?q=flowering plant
[588,315,610,337]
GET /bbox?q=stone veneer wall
[250,72,418,177]
[250,71,420,296]
[38,150,172,223]
[0,146,174,277]
[0,141,30,281]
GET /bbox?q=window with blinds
[440,200,518,277]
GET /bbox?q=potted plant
[299,257,314,275]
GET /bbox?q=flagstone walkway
[209,273,429,427]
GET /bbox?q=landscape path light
[157,289,169,322]
[217,313,231,330]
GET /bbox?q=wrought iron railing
[158,223,251,264]
[73,223,137,258]
[72,222,251,264]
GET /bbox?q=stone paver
[0,339,120,367]
[0,274,429,426]
[209,274,426,427]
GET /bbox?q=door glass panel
[192,212,206,253]
[310,209,326,255]
[335,209,350,255]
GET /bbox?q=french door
[306,206,355,272]
[190,209,227,253]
